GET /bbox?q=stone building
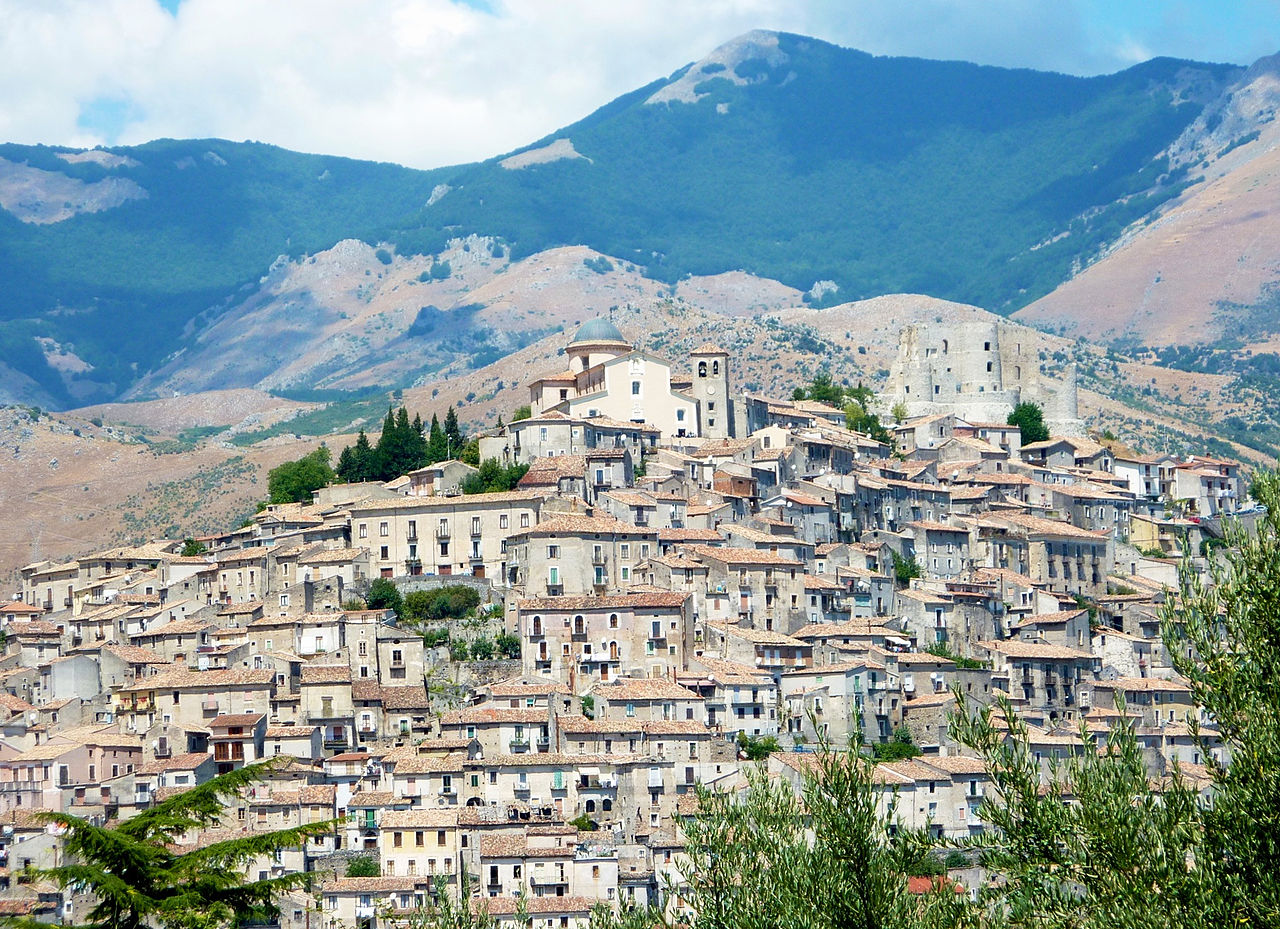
[881,321,1082,435]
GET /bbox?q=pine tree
[27,759,334,929]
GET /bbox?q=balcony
[591,552,608,566]
[509,738,531,754]
[323,737,350,751]
[435,526,451,540]
[536,735,550,752]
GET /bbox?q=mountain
[1013,53,1280,348]
[0,31,1254,406]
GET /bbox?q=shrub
[345,855,379,877]
[365,578,402,618]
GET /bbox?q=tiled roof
[590,678,702,702]
[300,665,352,685]
[209,713,266,728]
[684,545,802,567]
[516,592,688,611]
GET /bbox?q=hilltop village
[2,319,1250,927]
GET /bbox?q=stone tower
[689,342,733,438]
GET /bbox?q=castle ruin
[880,321,1083,435]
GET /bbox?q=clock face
[708,385,716,396]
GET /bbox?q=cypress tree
[444,405,464,455]
[352,429,374,481]
[427,413,448,463]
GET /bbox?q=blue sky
[0,0,1275,169]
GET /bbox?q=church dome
[570,317,627,344]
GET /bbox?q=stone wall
[880,321,1083,435]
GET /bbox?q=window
[547,545,560,559]
[358,523,367,539]
[520,514,530,528]
[631,381,640,396]
[380,522,389,537]
[471,516,481,535]
[500,514,509,529]
[358,641,367,657]
[380,546,389,560]
[549,567,560,585]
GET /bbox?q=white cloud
[0,0,1269,169]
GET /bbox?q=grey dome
[571,317,626,344]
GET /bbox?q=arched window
[586,800,596,813]
[712,360,720,375]
[941,339,949,354]
[602,798,613,811]
[697,361,707,378]
[573,616,585,635]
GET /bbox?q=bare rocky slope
[1014,55,1280,347]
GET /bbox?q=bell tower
[689,342,732,438]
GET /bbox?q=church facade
[526,319,733,442]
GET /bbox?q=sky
[1,0,1277,170]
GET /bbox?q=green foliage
[468,636,495,661]
[1008,401,1050,444]
[792,370,847,406]
[869,724,921,761]
[421,627,451,648]
[366,578,403,617]
[266,446,333,504]
[23,758,334,929]
[891,550,922,586]
[924,641,989,670]
[461,458,529,494]
[583,255,614,274]
[676,742,952,929]
[568,813,596,831]
[943,850,968,870]
[429,259,452,280]
[891,401,909,424]
[448,640,469,662]
[335,404,463,483]
[495,631,521,659]
[374,247,393,265]
[180,538,207,557]
[1162,471,1280,927]
[393,43,1222,320]
[393,871,496,929]
[511,405,532,422]
[951,694,1207,929]
[345,854,380,877]
[580,695,595,720]
[402,586,482,625]
[737,732,781,760]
